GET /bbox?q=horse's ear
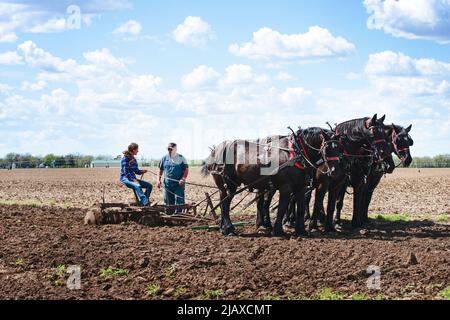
[379,114,386,123]
[405,124,412,133]
[371,114,378,125]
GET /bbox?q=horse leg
[218,184,237,236]
[263,189,275,229]
[334,185,346,225]
[362,174,381,223]
[304,191,311,221]
[294,186,307,236]
[311,182,327,231]
[361,189,373,224]
[351,182,364,229]
[326,183,338,233]
[273,188,290,237]
[283,194,296,227]
[255,190,265,230]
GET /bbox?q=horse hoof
[257,226,270,235]
[226,231,238,237]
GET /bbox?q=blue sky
[0,0,449,159]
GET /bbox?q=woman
[120,143,152,206]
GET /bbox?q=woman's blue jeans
[122,178,153,206]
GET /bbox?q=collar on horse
[288,130,335,172]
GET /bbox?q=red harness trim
[374,139,385,145]
[289,140,304,170]
[298,134,311,163]
[326,157,340,161]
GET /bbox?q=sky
[0,0,449,159]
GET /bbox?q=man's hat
[168,142,177,149]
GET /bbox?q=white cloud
[229,26,355,61]
[0,83,13,94]
[27,18,67,33]
[274,71,296,81]
[113,20,142,36]
[83,48,127,69]
[0,51,22,65]
[365,51,450,95]
[280,87,312,106]
[0,33,18,43]
[172,16,214,47]
[181,65,220,89]
[221,64,254,85]
[22,80,47,91]
[18,40,77,71]
[364,0,450,43]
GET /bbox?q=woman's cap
[168,142,177,149]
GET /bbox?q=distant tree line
[405,154,450,168]
[0,153,99,169]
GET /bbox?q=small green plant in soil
[99,267,129,278]
[439,287,450,300]
[56,264,66,277]
[351,292,369,300]
[173,287,187,298]
[203,289,224,300]
[15,258,23,266]
[146,283,161,297]
[314,288,345,300]
[375,213,410,222]
[161,264,177,279]
[374,293,387,300]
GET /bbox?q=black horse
[282,128,343,232]
[202,129,341,237]
[334,123,413,225]
[327,114,390,229]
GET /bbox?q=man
[120,143,152,206]
[157,143,189,213]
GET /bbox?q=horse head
[368,114,391,163]
[320,129,343,179]
[391,124,414,167]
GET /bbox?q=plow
[84,191,220,228]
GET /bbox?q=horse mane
[300,127,325,147]
[335,117,371,141]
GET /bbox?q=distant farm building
[90,160,122,168]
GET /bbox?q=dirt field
[0,168,449,300]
